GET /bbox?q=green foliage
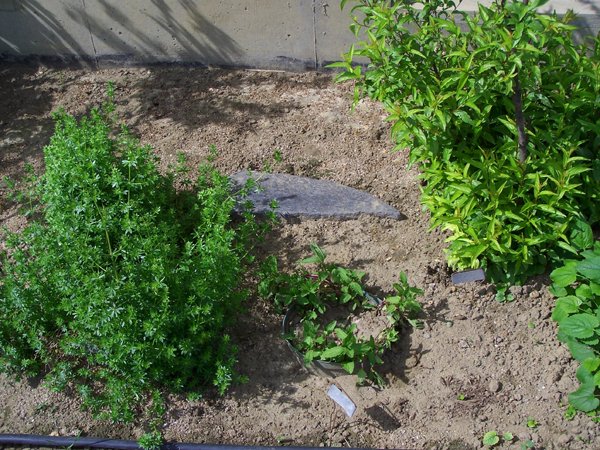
[482,430,515,447]
[0,93,268,425]
[520,440,535,450]
[334,0,600,284]
[138,431,163,450]
[503,432,514,442]
[551,242,600,417]
[482,431,500,447]
[526,418,539,429]
[259,244,422,383]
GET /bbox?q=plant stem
[505,0,529,164]
[513,75,528,163]
[94,199,118,279]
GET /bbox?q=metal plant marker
[451,268,486,284]
[327,385,356,417]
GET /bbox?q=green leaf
[570,218,594,251]
[550,262,578,287]
[582,357,600,373]
[578,253,600,284]
[569,366,600,412]
[482,431,500,446]
[320,346,346,360]
[551,296,581,323]
[298,255,322,265]
[566,337,595,362]
[342,361,355,374]
[356,368,367,383]
[576,284,593,300]
[454,110,474,125]
[557,241,579,255]
[334,328,348,341]
[560,314,600,339]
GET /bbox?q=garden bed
[0,62,598,449]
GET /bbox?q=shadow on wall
[537,0,600,42]
[570,0,600,41]
[0,1,91,65]
[0,0,242,66]
[71,0,243,65]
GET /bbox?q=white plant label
[327,384,356,417]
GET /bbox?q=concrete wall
[0,0,598,70]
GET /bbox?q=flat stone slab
[230,171,404,220]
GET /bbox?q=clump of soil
[0,62,598,449]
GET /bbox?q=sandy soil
[0,62,598,450]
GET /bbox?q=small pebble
[404,356,419,369]
[488,380,502,393]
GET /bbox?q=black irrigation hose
[0,434,381,450]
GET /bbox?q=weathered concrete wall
[0,0,598,70]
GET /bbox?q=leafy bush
[551,239,600,420]
[333,0,599,286]
[0,90,267,424]
[259,244,422,383]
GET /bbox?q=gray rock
[230,171,404,219]
[488,380,502,393]
[556,434,572,445]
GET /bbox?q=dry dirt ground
[0,62,598,450]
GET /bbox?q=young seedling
[483,430,515,447]
[482,431,500,447]
[520,439,535,450]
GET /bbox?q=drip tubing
[0,434,379,450]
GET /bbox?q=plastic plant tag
[327,384,356,417]
[451,268,485,284]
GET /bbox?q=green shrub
[0,91,267,424]
[551,239,600,421]
[333,0,599,286]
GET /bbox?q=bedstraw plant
[0,87,271,435]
